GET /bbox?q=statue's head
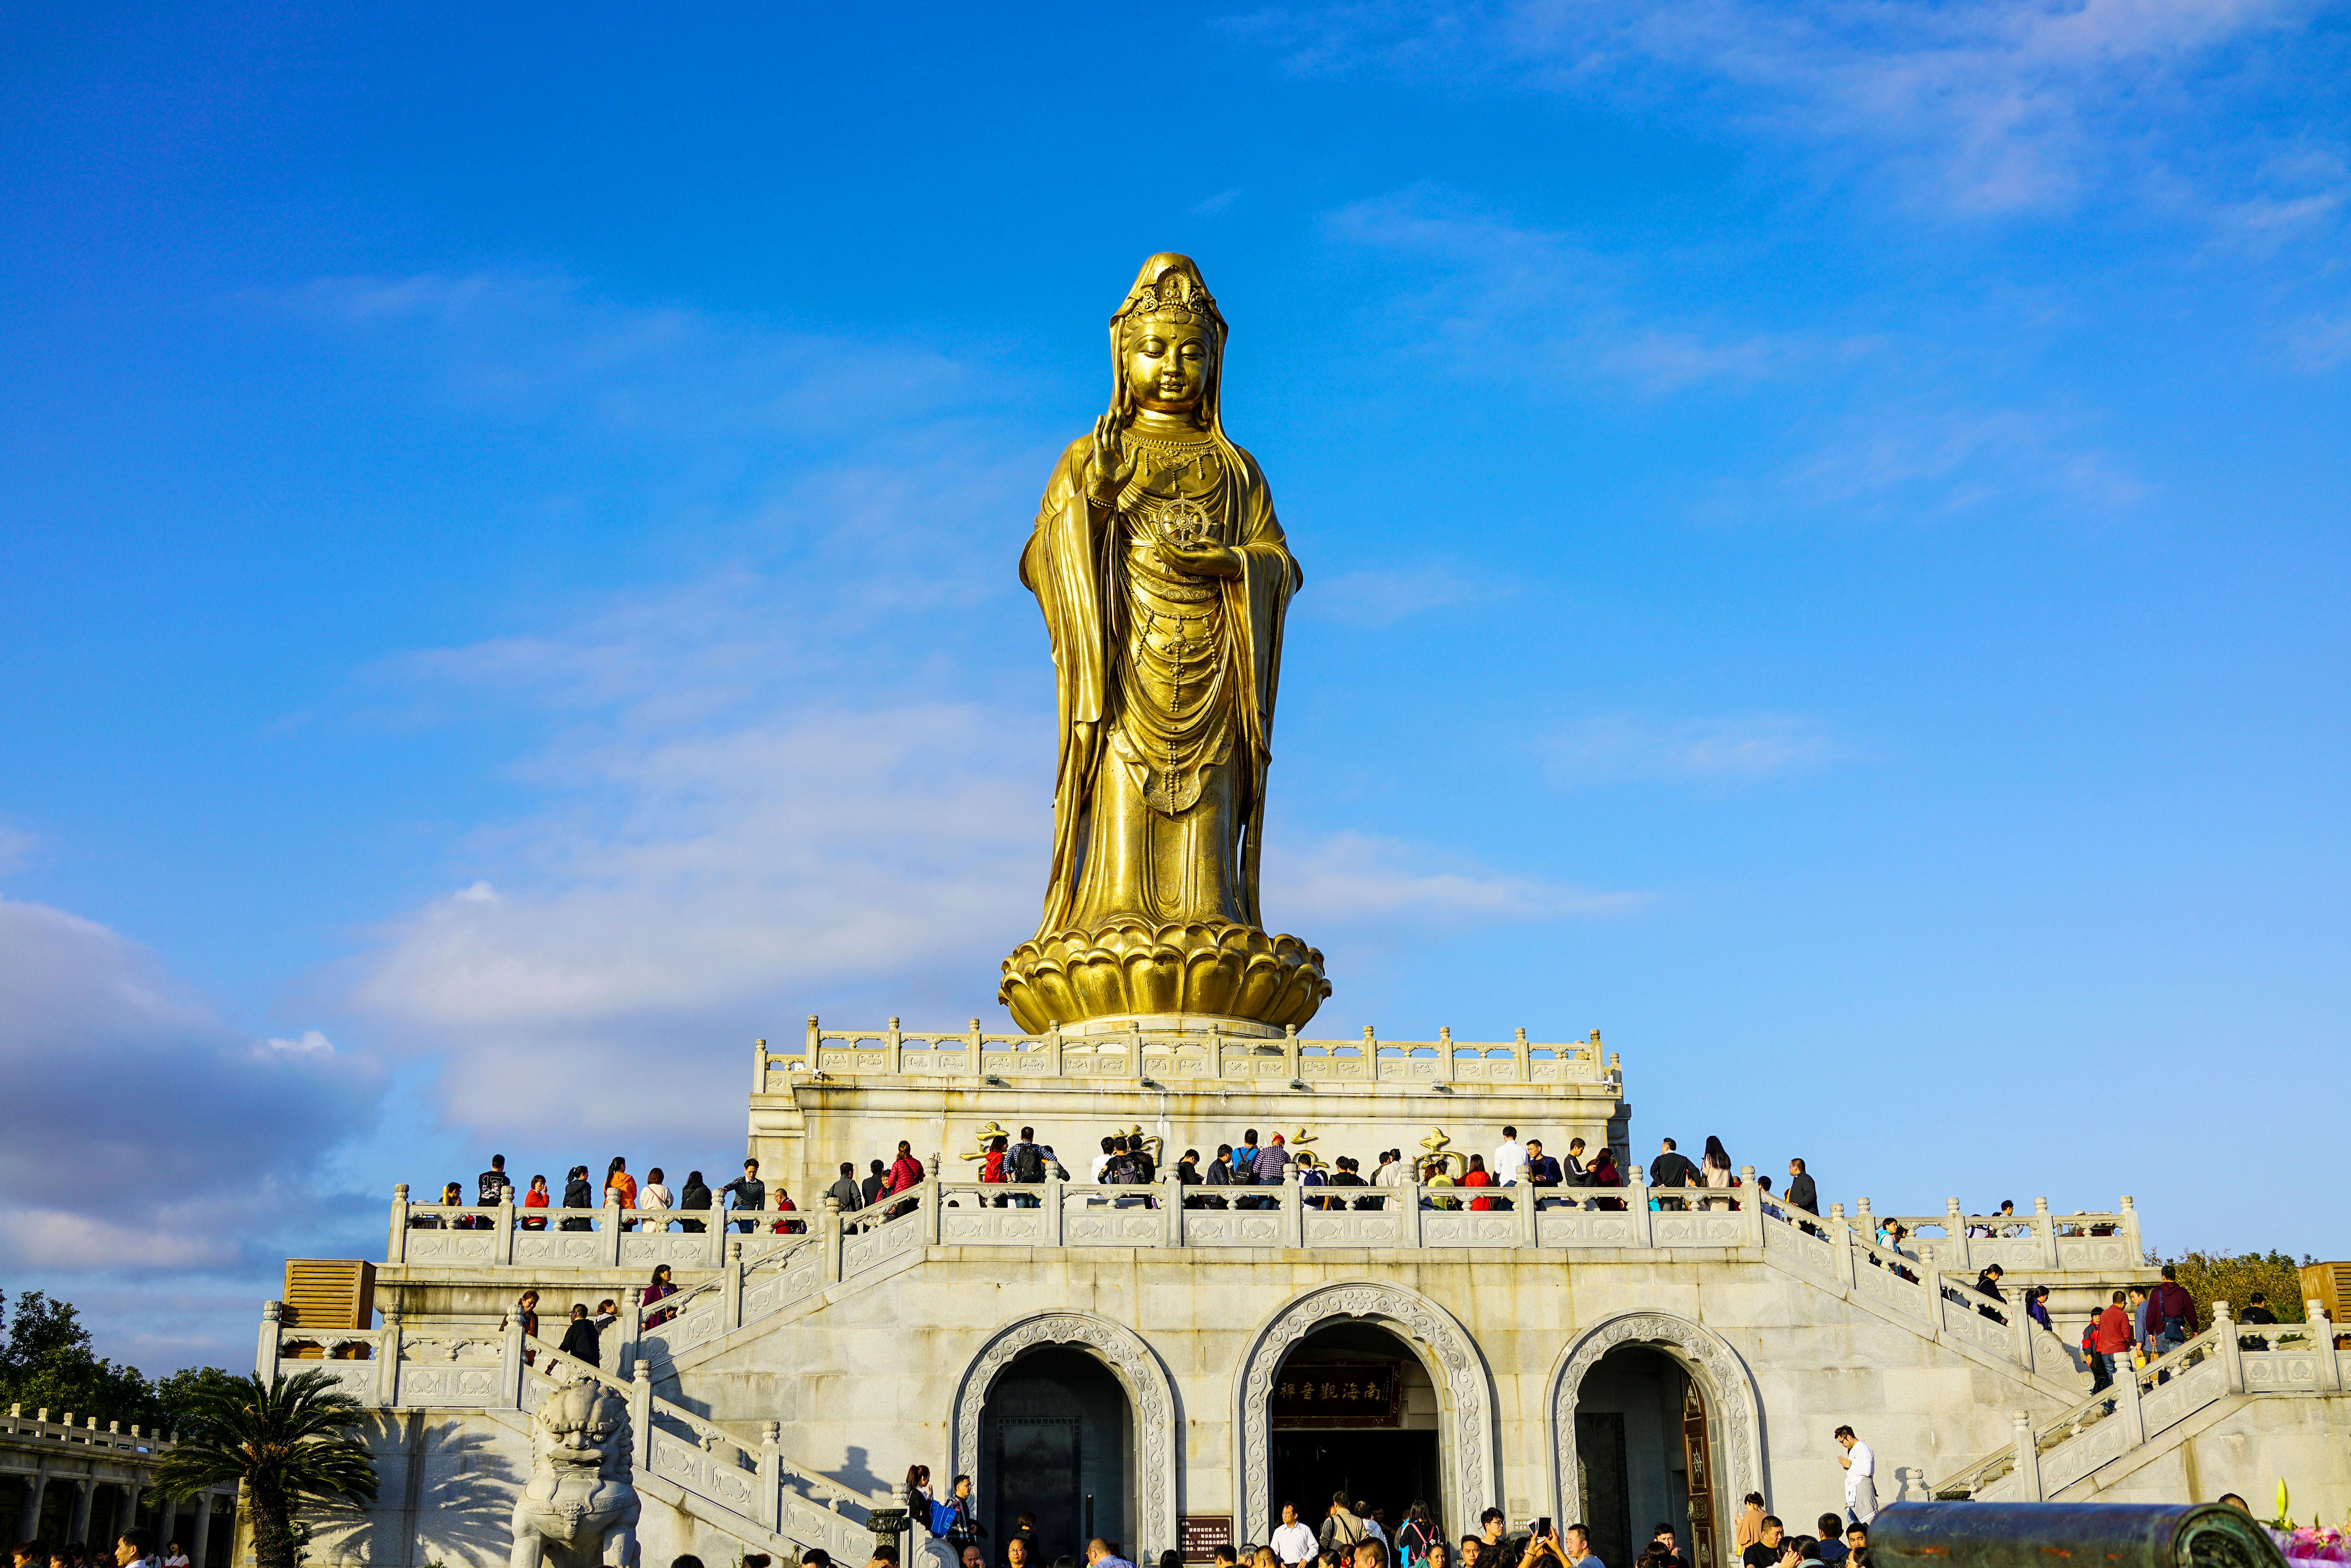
[536,1378,623,1470]
[1110,254,1227,427]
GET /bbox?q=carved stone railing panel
[939,1206,1052,1245]
[2138,1353,2224,1436]
[1302,1210,1408,1247]
[650,1428,761,1515]
[402,1231,502,1265]
[2039,1416,2133,1495]
[1063,1207,1162,1247]
[1537,1208,1644,1247]
[842,1211,925,1275]
[2241,1349,2325,1390]
[512,1232,605,1265]
[1938,1292,2018,1357]
[1183,1211,1284,1246]
[619,1232,719,1267]
[1651,1211,1745,1246]
[1420,1211,1520,1247]
[2055,1235,2138,1270]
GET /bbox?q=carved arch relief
[1548,1315,1765,1534]
[1233,1282,1499,1539]
[951,1312,1180,1558]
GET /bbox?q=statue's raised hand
[1085,414,1137,509]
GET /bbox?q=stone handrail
[1932,1298,2346,1500]
[388,1189,792,1269]
[1857,1195,2143,1274]
[759,1016,1620,1089]
[1,1405,175,1451]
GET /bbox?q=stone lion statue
[511,1377,642,1568]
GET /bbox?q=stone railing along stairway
[255,1305,879,1562]
[381,1165,2099,1399]
[1929,1301,2347,1501]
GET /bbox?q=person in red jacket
[2091,1289,2134,1394]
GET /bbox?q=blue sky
[2,0,2346,1373]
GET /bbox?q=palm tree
[153,1369,379,1568]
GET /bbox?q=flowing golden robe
[1021,425,1301,941]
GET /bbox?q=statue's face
[1126,315,1212,411]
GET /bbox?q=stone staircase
[1927,1304,2347,1501]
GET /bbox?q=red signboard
[1182,1517,1234,1564]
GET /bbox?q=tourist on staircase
[720,1158,766,1233]
[1491,1127,1526,1210]
[639,1166,674,1228]
[605,1157,639,1228]
[1699,1136,1736,1211]
[1785,1160,1819,1235]
[2090,1289,2132,1393]
[521,1173,551,1229]
[678,1168,710,1232]
[1834,1426,1877,1523]
[643,1265,677,1327]
[1588,1147,1624,1208]
[1972,1264,2008,1324]
[478,1154,514,1209]
[885,1141,926,1219]
[561,1165,594,1229]
[556,1302,601,1369]
[1650,1139,1697,1211]
[1525,1139,1562,1208]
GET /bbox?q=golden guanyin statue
[998,254,1331,1032]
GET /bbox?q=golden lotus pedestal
[997,916,1331,1035]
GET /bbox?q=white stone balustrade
[1865,1194,2143,1274]
[760,1016,1621,1089]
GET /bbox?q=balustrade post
[1517,1169,1538,1248]
[631,1361,654,1471]
[1948,1198,1971,1273]
[1513,1025,1530,1081]
[1048,1179,1065,1247]
[2113,1345,2146,1447]
[378,1308,403,1406]
[761,1420,783,1532]
[821,1196,844,1281]
[497,1193,516,1265]
[501,1310,525,1404]
[2035,1197,2059,1269]
[1405,1181,1423,1247]
[1628,1163,1654,1246]
[725,1242,746,1328]
[2012,1294,2036,1366]
[1741,1166,1763,1248]
[1855,1196,1875,1246]
[708,1196,728,1268]
[2007,1410,2043,1501]
[1437,1025,1454,1083]
[1284,1164,1304,1249]
[1165,1172,1183,1248]
[619,1288,644,1379]
[1829,1205,1856,1289]
[2120,1195,2141,1263]
[805,1014,821,1062]
[923,1174,942,1246]
[886,1016,903,1075]
[2214,1301,2244,1393]
[1046,1022,1063,1077]
[1283,1023,1299,1084]
[1921,1265,1946,1328]
[753,1036,769,1095]
[389,1184,410,1263]
[256,1300,284,1384]
[2310,1304,2342,1392]
[1893,1467,1929,1504]
[604,1195,624,1266]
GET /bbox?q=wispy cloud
[1191,188,1242,216]
[1543,713,1846,784]
[1238,0,2326,221]
[1304,563,1498,626]
[1267,830,1648,921]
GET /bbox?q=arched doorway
[1269,1323,1443,1539]
[1233,1282,1498,1544]
[953,1313,1180,1563]
[1569,1347,1703,1568]
[979,1347,1133,1561]
[1549,1315,1764,1568]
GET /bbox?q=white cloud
[1544,713,1845,784]
[1240,0,2316,219]
[0,822,38,873]
[0,897,384,1276]
[1267,830,1647,921]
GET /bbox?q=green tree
[0,1289,165,1429]
[153,1370,377,1568]
[2164,1250,2311,1332]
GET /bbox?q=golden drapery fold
[1020,435,1300,939]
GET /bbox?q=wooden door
[1680,1379,1718,1568]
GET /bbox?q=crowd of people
[8,1529,186,1568]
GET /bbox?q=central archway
[952,1313,1180,1560]
[1548,1314,1765,1568]
[1234,1282,1497,1542]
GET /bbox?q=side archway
[951,1312,1180,1557]
[1232,1282,1498,1538]
[1547,1315,1765,1535]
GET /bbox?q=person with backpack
[1007,1127,1048,1205]
[2151,1265,2199,1349]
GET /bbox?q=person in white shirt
[639,1166,675,1229]
[162,1545,189,1568]
[1271,1503,1318,1566]
[1835,1425,1877,1523]
[1374,1151,1404,1188]
[1491,1127,1527,1188]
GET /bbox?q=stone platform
[263,1023,2351,1568]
